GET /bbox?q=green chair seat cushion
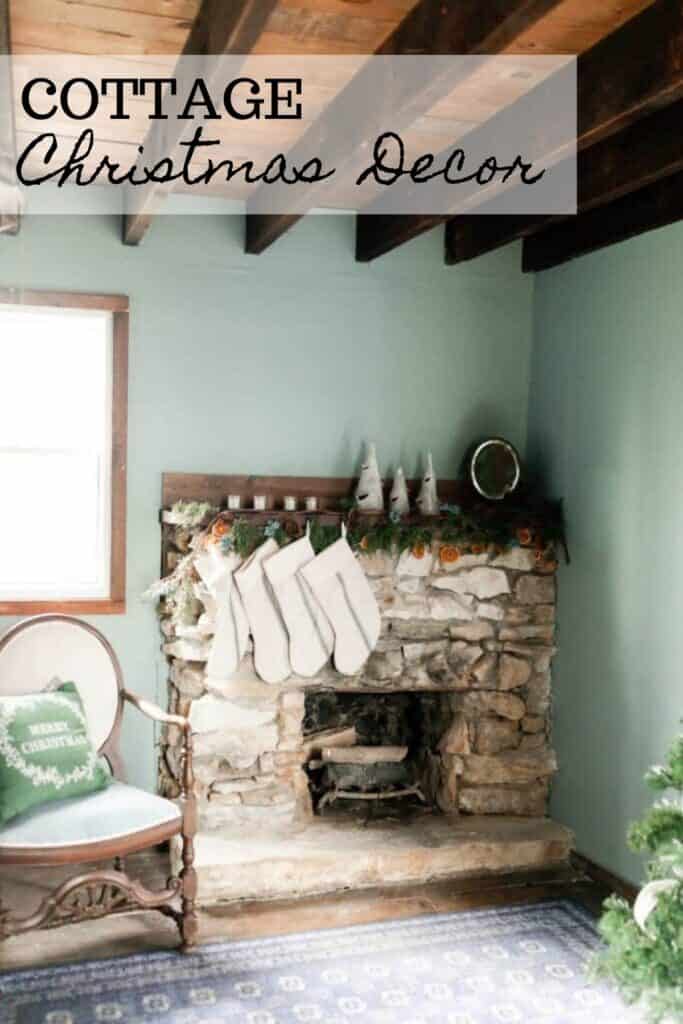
[0,781,181,849]
[0,682,110,826]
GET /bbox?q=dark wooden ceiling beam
[122,0,277,246]
[522,169,683,272]
[445,215,554,264]
[454,95,683,267]
[245,0,566,256]
[444,0,683,265]
[575,98,683,211]
[361,0,683,263]
[575,0,683,147]
[0,0,19,237]
[356,62,572,262]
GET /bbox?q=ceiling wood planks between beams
[5,0,673,259]
[244,0,567,256]
[522,169,683,272]
[0,0,18,236]
[444,0,683,266]
[121,0,277,245]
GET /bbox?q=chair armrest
[123,691,196,810]
[123,690,189,730]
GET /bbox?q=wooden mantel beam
[0,0,19,237]
[522,169,683,272]
[122,0,276,246]
[361,0,683,263]
[245,0,566,256]
[445,0,683,265]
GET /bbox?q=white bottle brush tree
[593,727,683,1022]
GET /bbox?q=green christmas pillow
[0,682,110,827]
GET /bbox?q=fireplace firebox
[302,691,453,815]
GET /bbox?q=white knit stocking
[264,530,334,677]
[234,539,291,684]
[299,525,380,676]
[194,546,249,680]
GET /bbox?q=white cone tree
[355,442,384,512]
[417,451,439,515]
[389,466,410,517]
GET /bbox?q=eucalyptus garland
[208,501,564,564]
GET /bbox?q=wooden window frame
[0,288,128,615]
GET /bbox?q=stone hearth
[158,522,571,903]
[184,815,571,904]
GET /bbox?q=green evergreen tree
[593,729,683,1022]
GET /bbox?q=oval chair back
[0,615,124,776]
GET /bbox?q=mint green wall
[528,222,683,884]
[0,212,534,790]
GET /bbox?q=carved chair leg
[0,887,10,943]
[178,726,199,953]
[179,833,199,953]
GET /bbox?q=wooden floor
[0,851,613,973]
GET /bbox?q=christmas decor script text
[16,128,545,191]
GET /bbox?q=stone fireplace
[157,504,571,903]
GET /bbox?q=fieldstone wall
[158,530,558,835]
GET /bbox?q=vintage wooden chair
[0,615,198,951]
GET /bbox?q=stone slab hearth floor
[0,859,615,976]
[0,815,582,972]
[179,813,572,903]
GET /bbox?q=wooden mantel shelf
[162,472,465,512]
[160,471,568,564]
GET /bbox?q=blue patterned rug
[0,899,643,1024]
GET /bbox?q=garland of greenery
[148,498,565,620]
[206,500,565,565]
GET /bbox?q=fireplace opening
[302,691,455,817]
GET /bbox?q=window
[0,289,128,613]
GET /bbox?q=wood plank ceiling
[5,0,680,269]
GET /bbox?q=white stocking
[299,524,381,676]
[234,538,291,684]
[194,546,249,680]
[264,528,333,677]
